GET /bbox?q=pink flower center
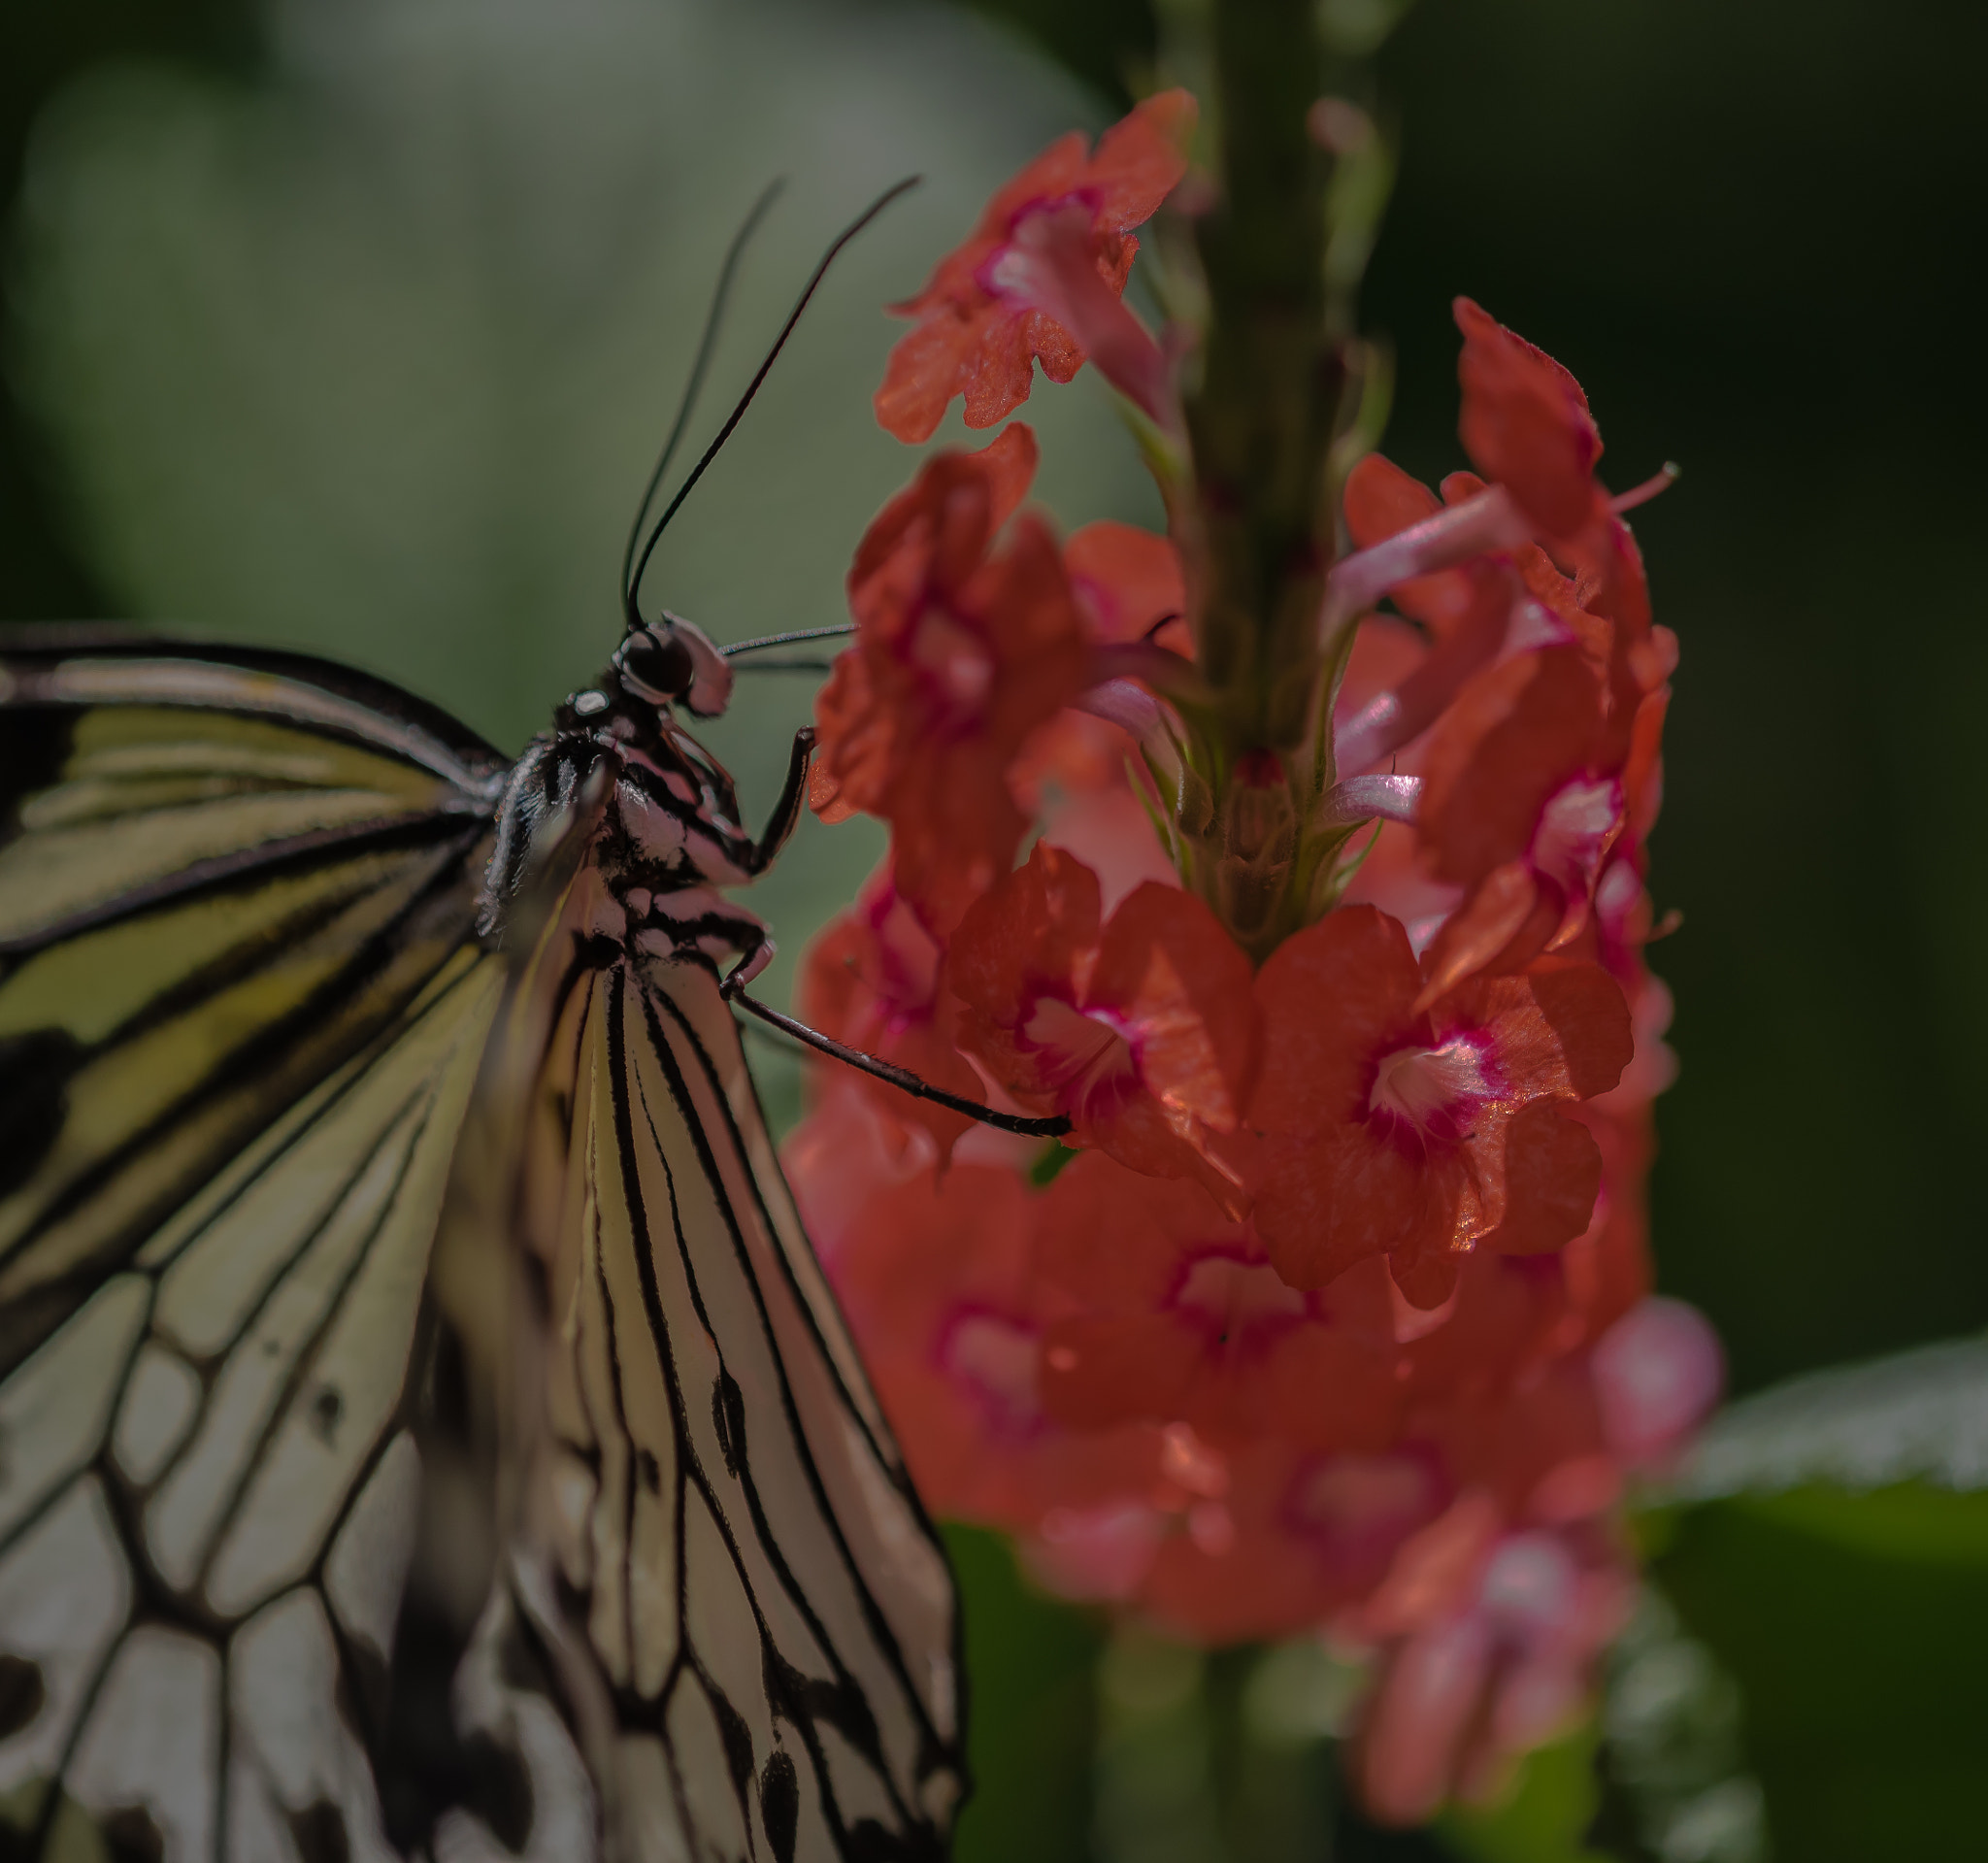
[908,597,996,732]
[1171,1250,1307,1355]
[1476,1532,1578,1645]
[1021,995,1141,1121]
[1368,1036,1495,1141]
[979,194,1099,305]
[942,1313,1042,1434]
[1294,1454,1440,1540]
[1530,775,1623,895]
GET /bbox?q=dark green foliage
[1657,1485,1988,1863]
[946,1525,1107,1863]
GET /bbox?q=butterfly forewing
[0,635,506,1859]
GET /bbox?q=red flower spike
[875,90,1196,442]
[948,844,1258,1204]
[812,424,1090,934]
[1248,907,1632,1306]
[1454,297,1606,542]
[798,867,985,1165]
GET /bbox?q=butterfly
[0,188,985,1863]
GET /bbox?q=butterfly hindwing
[429,897,964,1862]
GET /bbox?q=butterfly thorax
[478,617,806,988]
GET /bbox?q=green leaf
[1677,1328,1988,1503]
[1676,1334,1988,1501]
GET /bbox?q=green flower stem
[1166,0,1401,960]
[1186,0,1335,760]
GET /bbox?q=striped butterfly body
[0,621,964,1862]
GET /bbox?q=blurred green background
[4,1,1984,1857]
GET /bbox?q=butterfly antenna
[621,179,787,625]
[719,623,855,658]
[624,175,921,628]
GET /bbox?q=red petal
[1084,1090,1250,1214]
[1263,1329,1404,1452]
[950,842,1104,1045]
[1041,1313,1200,1428]
[1455,297,1604,541]
[1414,862,1547,1009]
[1254,1124,1441,1290]
[875,310,977,443]
[961,308,1045,428]
[1478,1100,1605,1255]
[1251,905,1424,1132]
[1523,961,1635,1098]
[1066,521,1187,646]
[1342,455,1482,638]
[889,754,1029,938]
[1089,882,1257,1134]
[1445,961,1633,1103]
[1084,89,1197,230]
[1419,645,1603,883]
[1344,451,1441,547]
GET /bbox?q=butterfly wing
[430,908,966,1863]
[0,632,508,1859]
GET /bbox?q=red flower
[875,90,1196,442]
[1030,1153,1404,1452]
[1334,433,1678,1001]
[798,864,986,1164]
[1349,1500,1635,1824]
[948,844,1257,1204]
[1248,906,1633,1308]
[811,424,1090,933]
[1412,554,1673,1000]
[1452,300,1674,757]
[1332,454,1522,778]
[788,1095,1166,1533]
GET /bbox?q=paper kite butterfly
[0,187,997,1862]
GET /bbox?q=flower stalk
[1155,0,1407,958]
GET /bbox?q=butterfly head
[605,615,735,721]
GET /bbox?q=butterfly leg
[639,887,777,988]
[743,726,815,875]
[724,985,1073,1137]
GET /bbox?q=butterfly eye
[617,626,696,703]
